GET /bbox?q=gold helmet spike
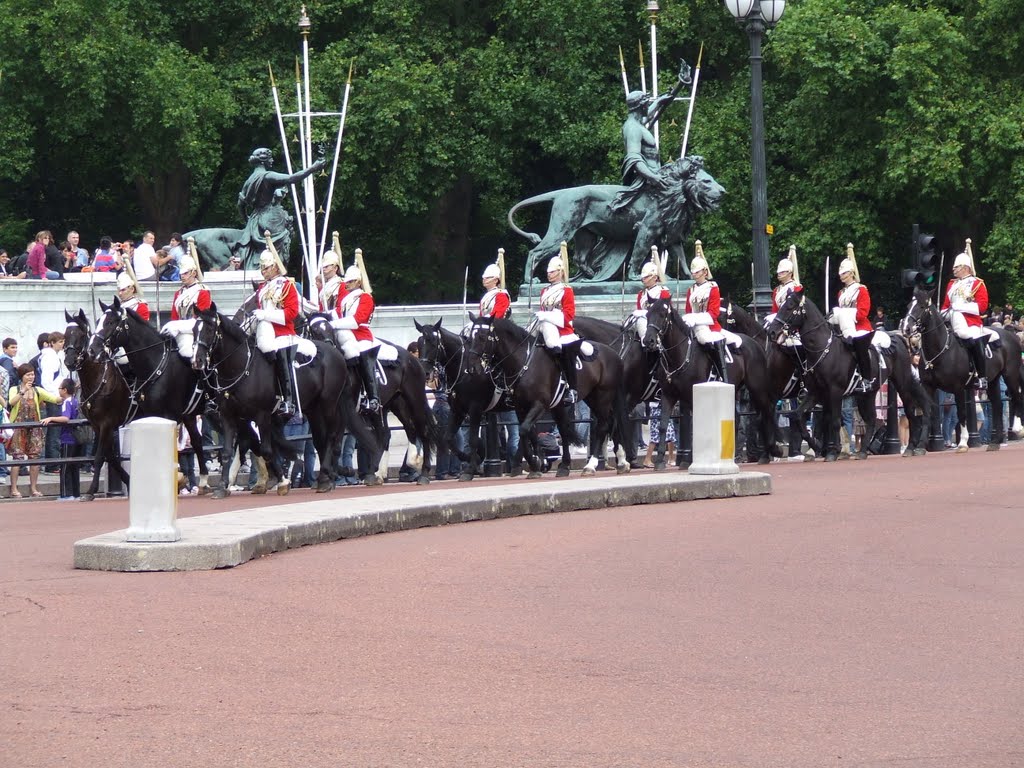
[845,242,860,283]
[262,230,287,276]
[497,248,506,289]
[355,247,372,295]
[559,241,570,284]
[788,244,801,286]
[964,238,977,276]
[186,237,205,283]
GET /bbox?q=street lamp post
[724,0,786,316]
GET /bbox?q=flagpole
[648,1,660,148]
[319,60,353,260]
[269,63,308,262]
[679,43,704,159]
[638,40,647,94]
[618,46,629,97]
[299,7,318,294]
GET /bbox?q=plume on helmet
[962,238,977,276]
[788,244,801,286]
[261,230,287,276]
[839,242,860,283]
[119,255,143,299]
[185,237,205,282]
[355,248,372,295]
[559,241,570,284]
[497,248,506,289]
[690,240,712,280]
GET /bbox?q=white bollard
[688,382,739,475]
[125,417,181,542]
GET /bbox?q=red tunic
[170,284,212,321]
[836,283,872,333]
[479,288,511,319]
[685,281,722,332]
[636,286,671,309]
[337,290,376,343]
[539,283,576,336]
[258,277,299,337]
[123,298,150,322]
[941,276,988,328]
[771,281,799,312]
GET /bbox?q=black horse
[769,287,932,461]
[307,315,438,484]
[901,286,1023,450]
[465,316,631,478]
[87,297,213,489]
[62,310,132,501]
[415,319,499,480]
[643,298,781,469]
[718,298,819,458]
[192,304,383,494]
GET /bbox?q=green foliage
[0,0,1021,305]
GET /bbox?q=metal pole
[618,46,630,97]
[747,17,772,317]
[679,43,703,159]
[649,3,660,149]
[318,61,353,260]
[300,22,318,292]
[883,385,901,454]
[269,63,308,267]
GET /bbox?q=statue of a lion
[508,156,725,282]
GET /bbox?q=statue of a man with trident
[237,147,327,269]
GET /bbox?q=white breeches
[633,313,648,341]
[694,324,724,345]
[162,320,195,358]
[951,312,984,341]
[255,323,303,354]
[114,348,129,366]
[835,308,869,339]
[539,321,578,348]
[334,328,379,360]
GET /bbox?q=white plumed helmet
[640,260,659,279]
[838,259,855,275]
[777,258,793,275]
[547,257,564,273]
[180,255,199,275]
[116,270,134,291]
[838,243,860,282]
[690,240,712,279]
[482,263,501,280]
[954,241,976,275]
[321,251,340,268]
[343,264,362,283]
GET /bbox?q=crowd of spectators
[0,229,187,282]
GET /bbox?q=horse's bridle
[91,308,172,394]
[901,298,950,370]
[193,314,254,392]
[421,328,470,391]
[771,301,837,376]
[644,310,695,379]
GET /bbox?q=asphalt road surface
[2,445,1022,768]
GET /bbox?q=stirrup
[361,396,381,414]
[973,376,988,390]
[563,388,578,405]
[274,397,296,417]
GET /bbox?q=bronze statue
[508,155,724,284]
[236,147,326,269]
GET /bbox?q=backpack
[30,352,42,383]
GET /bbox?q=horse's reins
[646,311,694,380]
[906,303,951,371]
[194,315,255,393]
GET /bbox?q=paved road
[2,447,1022,768]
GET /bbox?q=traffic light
[902,224,939,288]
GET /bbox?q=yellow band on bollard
[720,419,735,461]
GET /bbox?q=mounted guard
[479,248,511,320]
[330,248,382,413]
[631,245,671,341]
[161,240,212,360]
[318,232,346,312]
[941,241,990,390]
[250,233,303,418]
[534,242,580,405]
[115,259,150,322]
[829,243,876,393]
[766,244,802,341]
[681,241,730,383]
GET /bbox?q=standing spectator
[133,230,157,280]
[67,231,89,271]
[40,378,82,500]
[28,231,60,279]
[0,338,19,390]
[7,363,61,497]
[428,369,460,480]
[0,363,9,483]
[643,402,676,467]
[92,237,120,272]
[177,422,200,495]
[39,331,68,472]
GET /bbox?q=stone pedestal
[125,417,181,542]
[688,382,739,475]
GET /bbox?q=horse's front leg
[553,406,575,478]
[213,419,236,498]
[184,417,211,494]
[954,389,970,452]
[518,403,546,478]
[308,416,335,494]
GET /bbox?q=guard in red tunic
[330,249,381,412]
[535,244,580,404]
[250,248,301,417]
[115,266,150,322]
[829,243,875,393]
[317,251,346,313]
[161,254,211,359]
[631,247,671,341]
[682,242,729,383]
[941,245,990,389]
[479,249,511,320]
[765,245,802,348]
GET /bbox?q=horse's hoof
[757,456,770,465]
[616,464,630,475]
[316,480,333,493]
[824,454,837,463]
[196,486,212,497]
[556,466,570,478]
[582,467,595,476]
[654,461,667,471]
[986,443,1000,452]
[80,493,94,502]
[527,471,543,479]
[837,452,851,461]
[458,473,474,482]
[417,476,430,485]
[251,485,267,495]
[509,467,523,478]
[277,482,290,496]
[678,461,691,470]
[852,452,868,461]
[363,475,383,487]
[913,448,927,457]
[212,488,229,499]
[955,445,969,454]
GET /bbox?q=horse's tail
[507,192,561,246]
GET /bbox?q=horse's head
[719,298,736,331]
[63,308,91,372]
[767,287,807,342]
[464,314,495,374]
[88,297,127,362]
[643,298,673,351]
[900,286,936,337]
[192,304,221,371]
[305,312,335,343]
[414,318,447,371]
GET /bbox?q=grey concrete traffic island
[73,470,771,572]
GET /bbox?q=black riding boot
[559,341,580,405]
[359,348,381,413]
[970,339,989,390]
[715,340,730,385]
[274,347,298,417]
[851,335,876,393]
